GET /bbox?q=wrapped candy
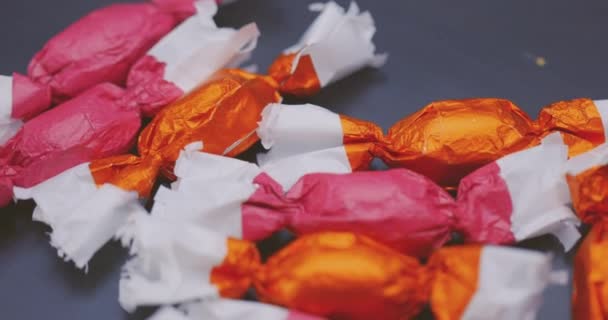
[0,84,141,206]
[22,130,580,268]
[561,143,608,319]
[146,300,324,320]
[148,133,578,258]
[1,1,260,207]
[0,0,195,144]
[258,99,608,189]
[267,2,387,97]
[572,221,608,320]
[15,0,387,267]
[117,218,563,320]
[538,143,608,319]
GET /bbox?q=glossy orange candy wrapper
[567,164,608,224]
[553,139,608,318]
[253,232,431,320]
[560,139,608,224]
[90,69,281,197]
[89,56,322,197]
[376,98,606,188]
[220,234,554,320]
[573,222,608,320]
[121,227,556,320]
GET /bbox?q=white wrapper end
[594,99,608,140]
[14,163,143,269]
[0,75,22,145]
[147,307,190,320]
[462,246,559,320]
[172,142,261,189]
[150,143,261,237]
[285,1,387,86]
[563,101,608,175]
[14,163,97,225]
[257,103,346,163]
[261,147,353,191]
[256,103,352,189]
[119,215,226,312]
[147,300,296,320]
[565,140,608,175]
[149,0,260,93]
[497,133,580,250]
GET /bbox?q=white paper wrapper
[147,300,321,320]
[149,0,260,93]
[261,147,352,191]
[152,141,352,239]
[0,75,22,145]
[257,103,346,160]
[256,103,354,189]
[119,214,227,312]
[595,99,608,140]
[151,143,261,238]
[14,163,143,269]
[285,1,387,86]
[172,142,260,191]
[565,139,608,175]
[497,133,580,250]
[257,103,352,187]
[148,307,190,320]
[462,246,567,320]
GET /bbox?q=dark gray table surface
[2,0,608,319]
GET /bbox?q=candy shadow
[285,68,389,115]
[51,240,128,292]
[0,200,128,293]
[215,0,286,29]
[0,201,40,249]
[125,306,158,320]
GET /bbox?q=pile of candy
[3,0,608,319]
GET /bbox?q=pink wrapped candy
[146,134,579,258]
[2,1,259,207]
[0,0,194,145]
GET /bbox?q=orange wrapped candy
[567,165,608,224]
[119,219,559,320]
[555,144,608,319]
[89,69,281,197]
[259,98,608,189]
[376,98,606,188]
[83,0,387,198]
[573,222,608,320]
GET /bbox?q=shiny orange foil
[253,232,431,320]
[357,97,604,189]
[210,238,261,298]
[91,69,281,197]
[573,222,608,320]
[90,154,162,198]
[538,98,605,157]
[427,245,482,320]
[372,98,541,188]
[268,53,321,97]
[567,165,608,224]
[339,115,384,170]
